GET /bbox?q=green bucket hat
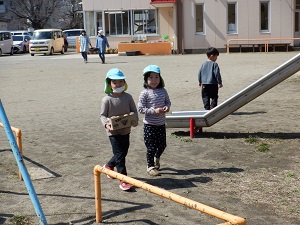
[143,65,165,88]
[104,68,128,94]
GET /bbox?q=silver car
[12,35,31,53]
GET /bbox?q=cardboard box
[109,112,136,130]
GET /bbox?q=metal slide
[166,53,300,128]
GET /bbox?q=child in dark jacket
[198,47,223,110]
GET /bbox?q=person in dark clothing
[198,47,223,110]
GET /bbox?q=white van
[11,30,33,37]
[63,29,82,47]
[0,31,14,56]
[29,29,65,56]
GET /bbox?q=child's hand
[155,107,169,114]
[155,108,163,114]
[219,84,223,88]
[131,120,138,127]
[105,123,112,130]
[162,106,169,112]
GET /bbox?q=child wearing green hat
[100,68,139,191]
[138,65,171,177]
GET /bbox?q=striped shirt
[138,88,171,126]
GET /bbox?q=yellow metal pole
[94,165,246,225]
[0,122,23,180]
[94,166,102,223]
[15,128,22,180]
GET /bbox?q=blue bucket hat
[104,68,128,94]
[143,65,165,88]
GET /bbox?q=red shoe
[119,181,133,191]
[103,164,115,179]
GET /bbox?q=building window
[133,9,156,34]
[85,11,95,36]
[260,1,269,32]
[0,0,5,13]
[195,4,204,33]
[227,2,237,33]
[86,9,157,37]
[108,11,130,35]
[100,9,157,36]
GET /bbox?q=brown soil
[0,51,299,225]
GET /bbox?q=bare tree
[59,0,83,29]
[8,0,64,29]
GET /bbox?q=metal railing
[94,165,246,225]
[226,38,300,54]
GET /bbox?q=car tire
[0,49,2,56]
[61,46,65,54]
[50,47,54,55]
[31,53,34,56]
[23,46,26,53]
[10,47,14,55]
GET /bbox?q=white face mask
[112,86,125,93]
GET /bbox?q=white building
[81,0,300,53]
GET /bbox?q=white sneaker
[147,166,160,176]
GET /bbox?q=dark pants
[98,51,105,63]
[201,84,219,110]
[143,124,166,168]
[81,51,88,61]
[108,134,130,175]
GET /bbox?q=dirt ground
[0,50,299,225]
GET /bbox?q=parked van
[29,29,65,56]
[11,30,33,37]
[0,31,14,56]
[63,29,82,47]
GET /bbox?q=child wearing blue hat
[100,68,139,191]
[138,65,171,176]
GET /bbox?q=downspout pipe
[176,0,183,54]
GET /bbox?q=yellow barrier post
[0,122,23,180]
[94,165,246,225]
[94,166,102,222]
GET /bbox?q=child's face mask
[112,86,125,93]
